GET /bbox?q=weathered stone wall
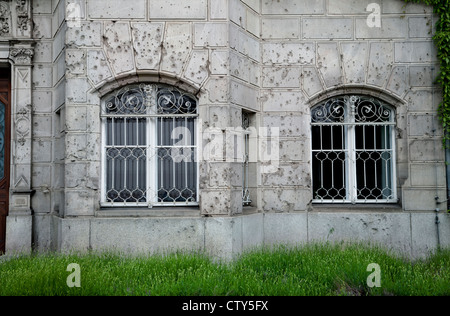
[3,0,447,258]
[258,0,445,213]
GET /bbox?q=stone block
[263,114,310,137]
[261,163,310,186]
[262,188,311,212]
[302,66,324,97]
[184,50,209,85]
[262,66,301,88]
[403,188,447,211]
[32,90,52,114]
[395,41,437,63]
[149,0,207,20]
[261,18,299,39]
[341,42,368,84]
[405,90,436,112]
[66,78,89,103]
[194,23,228,47]
[316,42,342,87]
[88,0,146,19]
[229,0,246,28]
[32,140,52,163]
[263,213,308,246]
[66,21,102,47]
[131,22,164,70]
[199,189,242,215]
[409,139,444,162]
[230,80,259,110]
[261,90,306,112]
[411,213,450,259]
[382,1,432,14]
[409,17,433,38]
[409,66,435,87]
[367,42,393,87]
[210,0,228,20]
[33,0,52,14]
[90,217,204,255]
[410,163,446,187]
[303,18,353,39]
[33,65,53,88]
[241,213,264,251]
[328,0,372,14]
[355,17,407,39]
[34,42,52,63]
[32,115,52,137]
[87,50,113,86]
[204,217,242,261]
[160,23,192,75]
[64,189,96,217]
[386,66,408,97]
[66,49,86,75]
[262,0,325,15]
[103,22,135,75]
[262,42,315,65]
[279,139,309,162]
[408,114,439,137]
[210,50,229,75]
[65,105,87,132]
[58,217,91,253]
[6,213,32,254]
[205,77,229,103]
[246,9,260,37]
[307,212,412,256]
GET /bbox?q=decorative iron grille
[311,95,397,204]
[101,84,198,207]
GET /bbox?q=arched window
[311,95,397,204]
[101,84,198,207]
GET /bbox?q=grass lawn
[0,243,449,296]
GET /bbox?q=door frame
[0,76,11,254]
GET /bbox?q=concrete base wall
[25,211,450,261]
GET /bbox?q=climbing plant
[404,0,450,146]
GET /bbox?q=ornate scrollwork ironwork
[104,84,197,116]
[311,95,393,124]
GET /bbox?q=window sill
[309,203,402,213]
[96,206,201,218]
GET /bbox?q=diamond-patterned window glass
[311,95,397,204]
[102,84,198,207]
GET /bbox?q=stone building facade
[1,0,449,260]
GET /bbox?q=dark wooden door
[0,77,11,254]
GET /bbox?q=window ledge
[96,206,201,218]
[310,203,402,213]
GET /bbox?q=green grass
[0,243,449,296]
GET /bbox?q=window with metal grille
[101,84,198,208]
[311,95,397,204]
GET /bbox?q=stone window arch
[101,83,198,208]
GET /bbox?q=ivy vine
[404,0,450,146]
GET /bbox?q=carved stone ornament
[10,47,33,64]
[15,106,30,146]
[0,1,10,36]
[16,0,28,32]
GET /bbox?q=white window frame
[100,84,199,208]
[311,95,397,204]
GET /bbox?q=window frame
[100,83,199,208]
[311,95,398,204]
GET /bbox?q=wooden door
[0,77,11,254]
